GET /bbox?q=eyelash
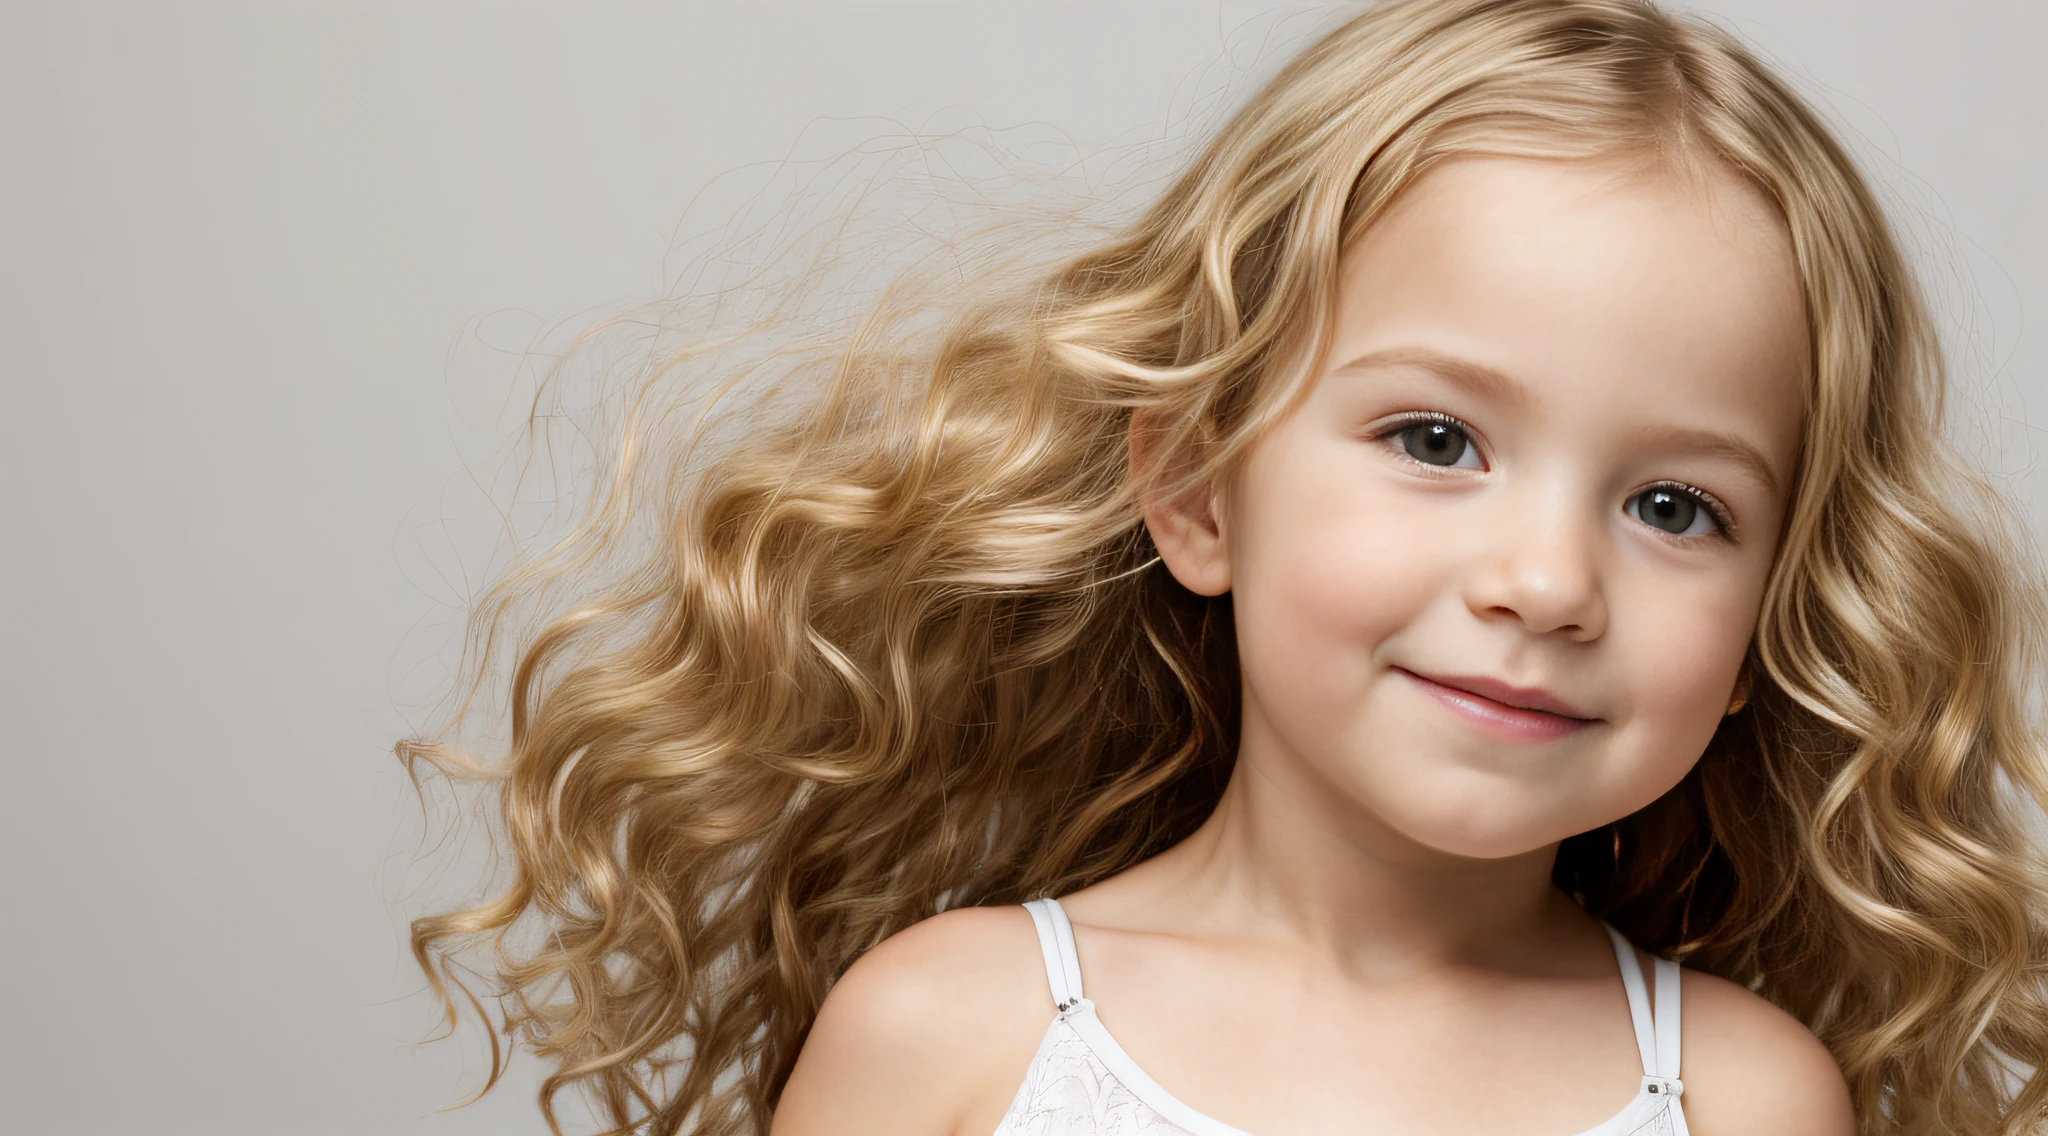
[1369,413,1739,540]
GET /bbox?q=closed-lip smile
[1394,666,1597,742]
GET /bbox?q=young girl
[405,1,2048,1134]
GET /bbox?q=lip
[1395,667,1597,743]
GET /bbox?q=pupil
[1404,422,1466,466]
[1640,489,1697,534]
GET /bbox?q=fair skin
[773,154,1854,1135]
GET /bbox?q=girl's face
[1158,155,1809,859]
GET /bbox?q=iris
[1401,421,1471,467]
[1630,487,1704,535]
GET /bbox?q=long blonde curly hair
[401,1,2048,1132]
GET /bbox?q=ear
[1128,411,1232,596]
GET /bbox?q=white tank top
[992,897,1691,1136]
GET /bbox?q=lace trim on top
[990,898,1691,1136]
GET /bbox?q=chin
[1383,787,1578,861]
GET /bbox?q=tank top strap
[1653,952,1682,1079]
[1603,922,1684,1084]
[1023,897,1087,1012]
[1604,923,1659,1075]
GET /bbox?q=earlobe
[1724,657,1753,716]
[1128,414,1232,597]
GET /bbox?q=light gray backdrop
[4,2,2042,1133]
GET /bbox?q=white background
[4,2,2043,1132]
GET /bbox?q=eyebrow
[1327,346,1525,407]
[1627,424,1785,498]
[1325,345,1786,497]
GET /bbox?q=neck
[1142,699,1576,976]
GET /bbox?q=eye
[1390,417,1482,469]
[1626,484,1725,537]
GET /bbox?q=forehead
[1325,154,1808,475]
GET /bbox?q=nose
[1458,495,1608,641]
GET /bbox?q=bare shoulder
[1677,965,1855,1136]
[771,905,1053,1136]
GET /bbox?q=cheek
[1601,574,1759,792]
[1226,454,1452,719]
